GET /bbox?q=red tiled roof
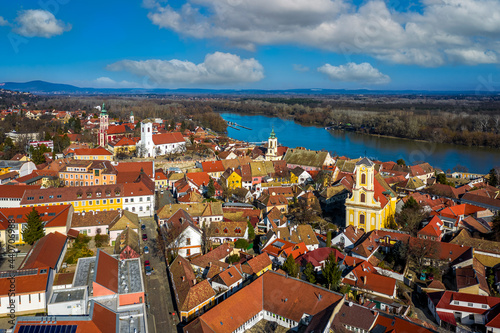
[186,172,211,188]
[201,160,225,173]
[185,271,343,333]
[0,184,40,199]
[73,147,112,156]
[152,132,185,145]
[114,161,154,179]
[436,291,500,316]
[95,250,119,293]
[0,268,49,296]
[21,232,67,270]
[418,216,443,237]
[0,205,72,230]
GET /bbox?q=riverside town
[0,92,498,333]
[1,1,500,332]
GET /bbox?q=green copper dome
[269,128,276,139]
[101,103,107,114]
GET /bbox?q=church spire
[269,127,276,139]
[101,103,107,114]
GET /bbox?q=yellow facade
[74,154,112,161]
[290,172,299,185]
[111,145,137,157]
[23,197,123,213]
[226,171,242,189]
[181,296,215,322]
[345,160,396,232]
[255,263,272,277]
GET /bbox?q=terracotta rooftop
[190,243,233,269]
[73,147,112,156]
[185,271,343,333]
[20,232,67,270]
[95,250,119,293]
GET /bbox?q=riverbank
[220,112,500,174]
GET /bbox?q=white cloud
[92,77,140,88]
[318,62,390,84]
[293,64,310,72]
[14,10,71,38]
[107,52,264,86]
[144,0,500,66]
[0,16,8,26]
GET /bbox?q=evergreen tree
[323,252,342,291]
[247,220,255,240]
[326,230,332,248]
[304,262,316,284]
[22,208,45,245]
[489,168,499,187]
[282,254,299,278]
[206,178,215,197]
[397,158,406,166]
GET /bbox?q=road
[141,216,179,333]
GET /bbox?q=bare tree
[163,223,186,262]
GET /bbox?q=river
[220,112,500,174]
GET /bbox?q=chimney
[181,276,185,281]
[193,279,197,285]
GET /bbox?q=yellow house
[20,185,124,213]
[245,252,273,277]
[345,158,396,232]
[223,169,242,189]
[171,256,216,323]
[0,205,73,245]
[73,147,113,161]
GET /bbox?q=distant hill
[0,80,495,96]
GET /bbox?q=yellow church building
[345,158,397,232]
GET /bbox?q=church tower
[130,110,134,124]
[98,103,109,147]
[265,128,279,161]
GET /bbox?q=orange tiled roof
[21,232,67,270]
[73,147,112,156]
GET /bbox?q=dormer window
[96,192,102,197]
[87,192,92,198]
[223,228,228,233]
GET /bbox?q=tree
[30,144,51,165]
[436,173,451,185]
[247,220,255,240]
[397,158,406,166]
[326,231,332,248]
[22,208,46,245]
[234,239,249,249]
[489,168,499,187]
[323,252,342,291]
[397,198,428,236]
[282,254,299,278]
[303,262,316,284]
[206,178,215,198]
[408,238,439,273]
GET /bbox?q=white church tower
[139,120,154,158]
[265,128,279,161]
[98,103,108,147]
[130,111,134,124]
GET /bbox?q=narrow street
[141,216,178,333]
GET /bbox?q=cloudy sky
[1,0,500,90]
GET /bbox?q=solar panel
[17,326,77,333]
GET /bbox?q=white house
[122,181,155,217]
[164,209,202,257]
[331,225,365,250]
[0,268,52,316]
[137,120,186,158]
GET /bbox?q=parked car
[144,246,149,254]
[142,233,148,241]
[144,260,152,275]
[141,224,146,230]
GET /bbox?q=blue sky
[1,0,500,91]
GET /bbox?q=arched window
[361,173,366,184]
[359,214,365,224]
[223,228,228,233]
[360,193,366,203]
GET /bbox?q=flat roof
[50,287,87,304]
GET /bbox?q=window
[359,214,365,224]
[186,238,191,245]
[361,173,366,184]
[88,201,92,205]
[103,199,107,204]
[125,199,128,203]
[110,199,113,204]
[140,197,143,202]
[117,199,120,203]
[469,314,474,320]
[131,198,134,203]
[360,193,366,203]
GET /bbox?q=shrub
[234,239,249,249]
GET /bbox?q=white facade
[175,226,202,258]
[123,194,154,217]
[137,121,186,158]
[48,287,88,316]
